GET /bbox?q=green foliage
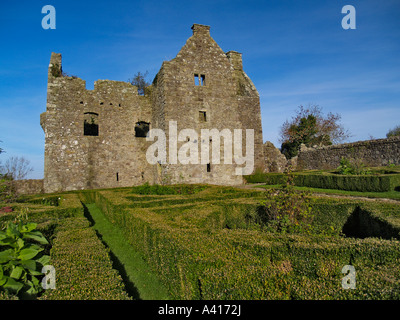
[281,114,321,159]
[337,157,371,175]
[4,186,400,300]
[280,105,348,159]
[244,171,286,184]
[386,125,400,138]
[0,211,49,299]
[0,177,17,203]
[258,171,314,233]
[245,168,400,192]
[131,183,207,195]
[50,63,62,77]
[84,187,400,300]
[40,217,131,300]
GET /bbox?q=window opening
[194,74,206,86]
[199,111,207,123]
[135,121,150,137]
[84,112,99,136]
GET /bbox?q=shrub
[258,171,314,233]
[0,178,17,203]
[40,217,131,300]
[245,169,400,192]
[131,183,207,195]
[76,186,400,300]
[337,157,371,175]
[0,213,50,299]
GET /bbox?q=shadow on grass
[81,202,141,300]
[94,229,141,300]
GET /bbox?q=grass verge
[84,203,171,300]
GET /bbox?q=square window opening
[199,111,207,123]
[194,74,206,86]
[135,121,150,138]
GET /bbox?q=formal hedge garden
[1,182,400,300]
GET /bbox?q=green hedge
[37,193,131,300]
[83,189,400,300]
[245,172,400,192]
[296,173,400,192]
[39,216,131,300]
[1,192,131,300]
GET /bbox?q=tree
[279,105,350,159]
[0,140,4,154]
[128,71,150,96]
[0,156,33,180]
[386,125,400,138]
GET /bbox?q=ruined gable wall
[152,24,246,185]
[41,53,154,193]
[227,51,265,172]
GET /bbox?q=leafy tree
[279,105,350,159]
[128,71,150,96]
[386,125,400,138]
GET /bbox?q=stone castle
[40,24,265,193]
[39,23,399,194]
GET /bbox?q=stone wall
[297,137,400,170]
[13,179,44,195]
[151,24,264,185]
[41,53,154,193]
[263,141,287,172]
[40,24,265,193]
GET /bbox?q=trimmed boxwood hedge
[3,186,400,300]
[39,216,131,300]
[1,193,131,300]
[245,172,400,192]
[80,188,400,300]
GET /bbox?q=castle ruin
[40,24,265,193]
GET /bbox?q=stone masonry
[40,24,265,193]
[296,137,400,170]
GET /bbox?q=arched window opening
[84,112,99,136]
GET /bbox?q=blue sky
[0,0,399,179]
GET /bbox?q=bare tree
[0,156,34,180]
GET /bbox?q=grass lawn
[85,203,171,300]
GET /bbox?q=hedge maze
[1,180,400,300]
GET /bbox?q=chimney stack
[191,24,211,36]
